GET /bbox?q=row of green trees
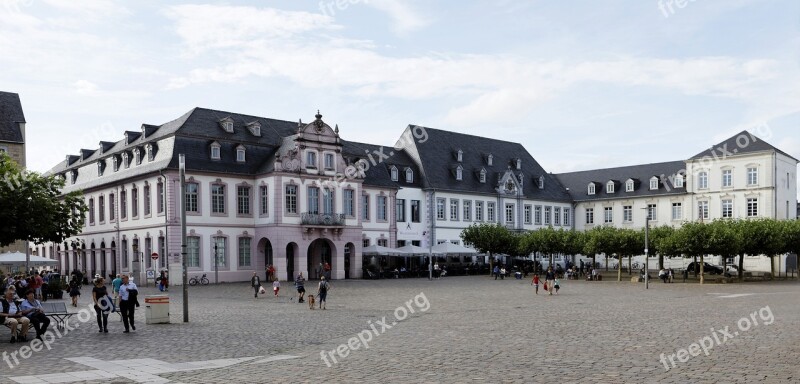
[461,219,800,284]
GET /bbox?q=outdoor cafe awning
[0,251,59,266]
[395,245,434,255]
[362,245,409,257]
[430,243,478,255]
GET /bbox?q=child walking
[272,279,280,297]
[531,274,540,295]
[554,278,561,295]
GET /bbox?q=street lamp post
[644,216,650,290]
[214,241,219,284]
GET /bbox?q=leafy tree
[781,220,800,280]
[519,226,562,268]
[460,223,515,274]
[677,221,712,284]
[0,153,87,247]
[706,219,740,277]
[649,225,678,269]
[616,228,643,281]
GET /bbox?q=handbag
[258,286,266,294]
[543,282,548,291]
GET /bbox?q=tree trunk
[489,252,493,277]
[617,255,622,282]
[605,254,609,272]
[769,256,775,279]
[628,255,632,276]
[693,255,698,277]
[738,254,745,282]
[659,254,664,270]
[699,254,705,285]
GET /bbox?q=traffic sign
[151,252,159,260]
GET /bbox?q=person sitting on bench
[20,290,50,340]
[1,288,30,343]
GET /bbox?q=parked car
[685,262,724,275]
[725,265,743,277]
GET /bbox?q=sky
[1,0,799,195]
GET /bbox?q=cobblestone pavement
[1,277,798,383]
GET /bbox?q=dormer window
[405,168,414,183]
[247,121,261,136]
[456,149,463,162]
[70,169,78,184]
[112,156,119,172]
[650,177,659,190]
[674,174,684,188]
[146,144,154,162]
[515,158,522,170]
[133,148,142,165]
[625,179,634,192]
[479,169,486,183]
[236,145,246,162]
[97,160,105,176]
[606,181,615,194]
[538,176,544,189]
[122,153,130,169]
[518,172,524,186]
[588,183,596,195]
[324,153,334,170]
[487,154,493,166]
[219,118,234,133]
[390,166,398,181]
[456,165,463,181]
[210,142,221,160]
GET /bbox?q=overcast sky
[2,0,799,195]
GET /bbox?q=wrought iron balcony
[301,212,346,226]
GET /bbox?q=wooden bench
[41,302,74,330]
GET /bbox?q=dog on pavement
[307,294,315,309]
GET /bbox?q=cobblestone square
[1,277,798,383]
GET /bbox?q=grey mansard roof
[0,91,25,143]
[691,130,799,163]
[342,141,423,189]
[555,160,687,202]
[408,126,572,202]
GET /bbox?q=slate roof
[341,141,422,189]
[0,91,25,143]
[555,161,687,202]
[409,126,572,202]
[691,130,799,162]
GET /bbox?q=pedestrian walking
[545,267,555,296]
[323,262,332,280]
[111,274,122,306]
[295,272,306,303]
[251,272,262,298]
[68,277,81,307]
[118,275,139,333]
[272,279,280,297]
[493,265,500,280]
[317,276,330,310]
[554,278,561,295]
[531,274,540,295]
[92,277,110,333]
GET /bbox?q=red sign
[151,252,159,260]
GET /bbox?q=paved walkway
[1,277,798,383]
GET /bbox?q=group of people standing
[530,267,562,296]
[90,274,139,333]
[251,271,331,310]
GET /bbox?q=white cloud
[73,80,99,95]
[364,0,432,35]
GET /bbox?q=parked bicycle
[189,273,210,286]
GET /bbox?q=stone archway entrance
[307,239,335,280]
[286,242,298,280]
[344,242,355,279]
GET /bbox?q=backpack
[319,281,329,293]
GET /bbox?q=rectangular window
[186,183,198,213]
[285,185,297,214]
[377,196,387,221]
[647,204,657,221]
[362,195,370,220]
[98,196,105,222]
[132,188,139,217]
[377,239,388,247]
[396,199,406,222]
[306,151,317,168]
[307,187,320,214]
[505,203,514,226]
[746,198,758,217]
[524,205,532,224]
[122,240,129,267]
[487,202,496,222]
[144,237,152,269]
[238,237,251,267]
[450,199,459,221]
[363,239,370,248]
[698,201,709,220]
[475,201,483,222]
[120,190,127,219]
[187,237,200,268]
[260,186,269,215]
[674,175,684,188]
[544,206,551,225]
[534,205,542,225]
[88,198,95,224]
[672,203,682,220]
[564,208,571,226]
[323,188,334,215]
[554,207,561,226]
[238,186,251,215]
[211,184,226,214]
[699,172,708,190]
[747,167,758,186]
[722,169,732,188]
[411,200,421,222]
[437,198,446,220]
[213,237,226,267]
[324,153,334,170]
[604,207,613,223]
[157,182,164,214]
[463,200,472,221]
[344,189,355,217]
[722,199,733,218]
[586,208,594,224]
[109,193,116,221]
[623,205,632,223]
[144,184,151,216]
